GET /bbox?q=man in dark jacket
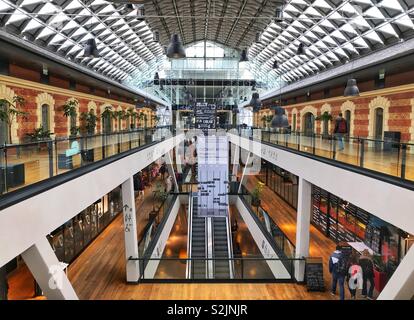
[359,249,375,299]
[333,113,348,151]
[329,246,348,300]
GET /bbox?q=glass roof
[249,0,414,83]
[0,0,413,90]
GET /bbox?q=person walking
[329,245,349,300]
[347,255,363,299]
[333,113,348,151]
[359,249,375,299]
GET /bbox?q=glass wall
[47,186,123,264]
[259,160,298,209]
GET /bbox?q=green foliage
[62,99,78,118]
[101,106,115,120]
[26,126,53,141]
[80,110,97,135]
[316,111,332,121]
[127,108,137,128]
[114,110,127,120]
[251,181,265,202]
[0,95,27,144]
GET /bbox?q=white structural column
[21,237,78,300]
[231,142,240,180]
[378,245,414,300]
[237,152,252,194]
[121,177,140,282]
[295,177,312,282]
[165,151,179,191]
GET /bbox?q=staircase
[212,217,232,279]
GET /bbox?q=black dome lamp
[166,34,186,59]
[154,72,159,85]
[297,43,306,56]
[84,38,99,58]
[272,60,278,69]
[275,6,284,23]
[239,49,249,62]
[271,106,289,128]
[344,78,360,97]
[250,92,262,112]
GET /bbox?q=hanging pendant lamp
[154,72,159,85]
[166,34,186,59]
[271,106,289,128]
[272,60,278,69]
[239,49,249,62]
[84,38,99,58]
[297,43,306,56]
[344,79,360,97]
[250,92,261,112]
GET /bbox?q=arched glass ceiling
[0,0,413,89]
[249,0,414,84]
[0,0,166,82]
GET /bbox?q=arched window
[345,110,351,136]
[41,104,50,131]
[292,113,297,132]
[303,112,315,136]
[374,107,384,140]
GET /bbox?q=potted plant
[114,110,126,131]
[138,112,145,128]
[100,106,115,133]
[251,181,264,207]
[372,255,388,293]
[26,126,53,141]
[127,107,137,129]
[261,115,267,128]
[0,95,27,144]
[80,110,97,135]
[63,99,79,137]
[316,111,333,139]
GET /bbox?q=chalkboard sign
[195,103,216,133]
[305,258,325,292]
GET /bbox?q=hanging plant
[100,106,115,120]
[0,95,27,144]
[251,181,264,207]
[62,99,78,118]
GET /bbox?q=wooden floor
[67,175,347,300]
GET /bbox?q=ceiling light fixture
[272,60,278,69]
[239,49,249,62]
[344,79,360,97]
[166,34,186,59]
[153,30,160,42]
[137,4,145,21]
[275,5,284,23]
[297,43,307,56]
[83,38,100,58]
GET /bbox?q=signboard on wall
[195,103,216,133]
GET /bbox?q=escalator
[187,195,207,279]
[187,193,234,280]
[212,217,233,279]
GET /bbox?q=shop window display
[47,186,123,264]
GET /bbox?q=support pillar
[238,152,252,194]
[122,177,140,282]
[294,177,312,282]
[378,245,414,300]
[231,142,240,180]
[21,237,78,300]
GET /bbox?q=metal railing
[130,256,302,282]
[233,127,414,183]
[0,126,173,195]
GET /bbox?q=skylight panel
[313,0,331,10]
[378,24,399,37]
[364,6,385,20]
[304,6,323,17]
[377,0,403,12]
[64,0,83,11]
[20,0,43,6]
[353,37,369,48]
[61,20,79,32]
[394,14,414,29]
[6,11,29,24]
[363,31,384,44]
[22,19,42,32]
[36,27,55,39]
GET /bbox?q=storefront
[0,186,123,300]
[48,186,123,264]
[311,185,413,283]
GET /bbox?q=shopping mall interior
[0,0,414,303]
